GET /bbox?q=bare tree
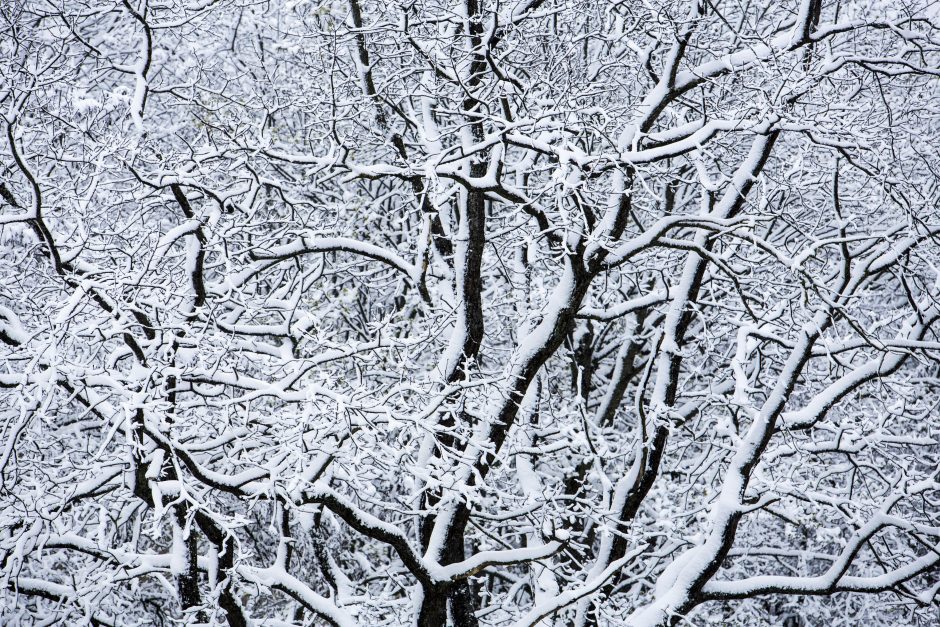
[1,0,940,625]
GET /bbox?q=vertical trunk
[175,508,205,619]
[420,0,489,622]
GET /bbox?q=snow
[2,2,939,625]
[0,305,27,345]
[170,523,187,576]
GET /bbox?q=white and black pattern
[0,0,939,625]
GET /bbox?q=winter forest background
[1,0,940,625]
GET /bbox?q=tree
[1,0,940,624]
